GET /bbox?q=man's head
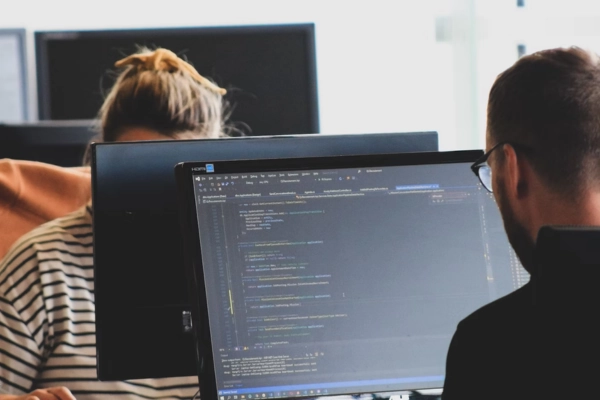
[485,47,600,271]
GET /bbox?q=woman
[0,48,232,400]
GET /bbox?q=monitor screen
[91,132,438,381]
[178,151,527,398]
[0,29,28,122]
[35,24,319,135]
[0,120,97,166]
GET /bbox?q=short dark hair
[487,46,600,196]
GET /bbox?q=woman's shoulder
[0,205,93,280]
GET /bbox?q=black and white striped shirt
[0,204,199,399]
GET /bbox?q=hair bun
[115,48,227,95]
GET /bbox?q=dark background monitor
[0,120,97,166]
[0,28,29,122]
[35,24,319,136]
[92,132,438,381]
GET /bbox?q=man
[442,47,600,398]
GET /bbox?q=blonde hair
[99,47,230,142]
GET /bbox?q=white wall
[0,0,528,151]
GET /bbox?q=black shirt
[443,277,600,399]
[442,282,536,399]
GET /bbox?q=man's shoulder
[459,283,533,332]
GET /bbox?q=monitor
[0,120,97,166]
[35,24,319,135]
[175,150,527,399]
[0,29,28,122]
[91,132,438,381]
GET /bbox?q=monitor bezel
[176,149,483,400]
[34,23,319,133]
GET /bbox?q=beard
[496,179,536,274]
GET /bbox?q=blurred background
[1,0,598,151]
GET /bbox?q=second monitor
[92,132,438,381]
[0,120,96,167]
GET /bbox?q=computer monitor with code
[176,150,527,399]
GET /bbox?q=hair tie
[115,48,227,95]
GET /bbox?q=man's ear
[502,144,529,199]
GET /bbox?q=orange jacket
[0,159,91,260]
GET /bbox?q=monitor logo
[206,164,215,173]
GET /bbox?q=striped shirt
[0,204,199,399]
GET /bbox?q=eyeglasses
[471,141,532,193]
